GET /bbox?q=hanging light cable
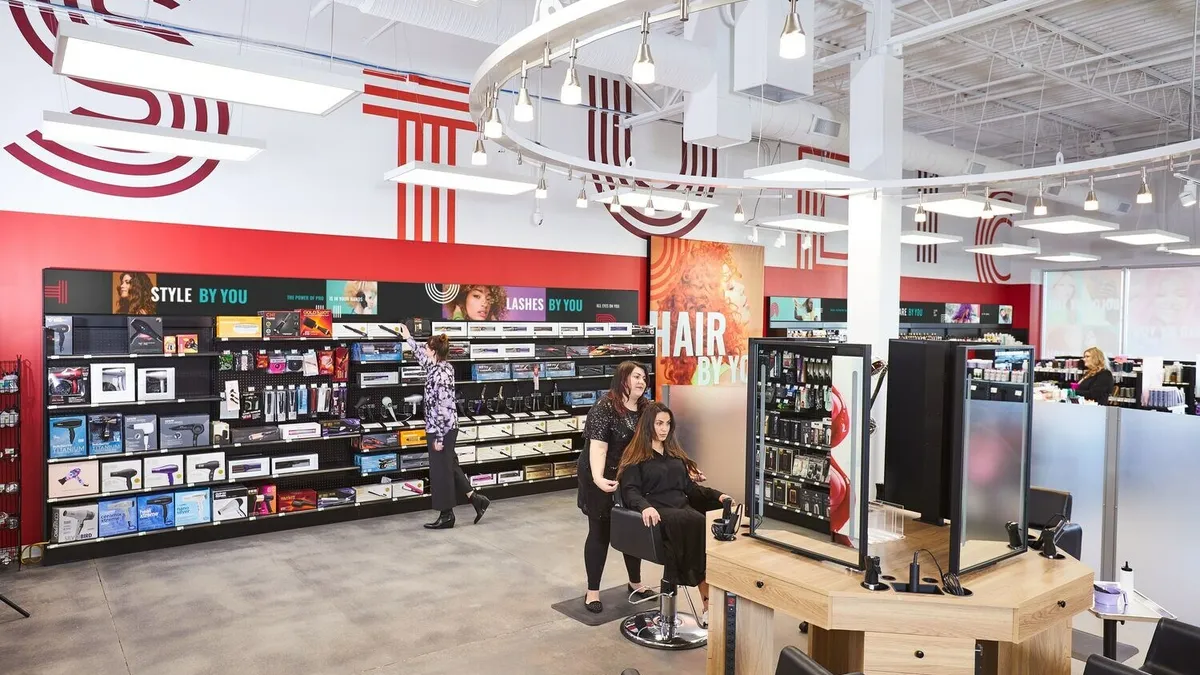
[632,12,655,85]
[561,39,582,106]
[1033,181,1048,216]
[1084,175,1100,211]
[514,61,534,123]
[779,0,807,59]
[733,194,745,222]
[535,164,547,199]
[1137,166,1153,204]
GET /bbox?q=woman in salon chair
[617,401,731,627]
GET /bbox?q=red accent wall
[0,211,648,544]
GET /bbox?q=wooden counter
[704,518,1093,675]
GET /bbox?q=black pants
[428,428,471,512]
[584,513,642,591]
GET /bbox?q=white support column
[847,0,903,492]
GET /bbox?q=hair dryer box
[174,488,212,527]
[354,484,392,503]
[143,455,184,488]
[47,459,99,499]
[213,486,249,522]
[47,365,89,405]
[250,485,276,515]
[45,315,73,355]
[127,317,164,354]
[48,415,88,459]
[160,414,211,449]
[100,459,143,492]
[123,413,158,452]
[137,493,176,531]
[87,414,124,456]
[186,452,227,483]
[51,504,99,543]
[98,498,138,537]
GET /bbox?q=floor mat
[552,586,646,627]
[1071,629,1140,663]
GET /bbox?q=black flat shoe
[584,599,603,614]
[628,584,656,601]
[424,512,455,529]
[471,492,490,524]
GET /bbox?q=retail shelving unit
[0,358,22,573]
[1034,356,1196,414]
[41,317,654,564]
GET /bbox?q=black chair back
[1082,654,1142,674]
[1143,617,1200,675]
[1057,522,1083,560]
[775,645,866,675]
[609,493,666,565]
[1028,487,1073,529]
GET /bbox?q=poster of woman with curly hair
[648,237,764,394]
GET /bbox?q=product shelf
[761,437,831,453]
[763,499,830,522]
[47,352,221,361]
[48,395,223,411]
[758,468,829,490]
[46,431,364,464]
[47,465,362,504]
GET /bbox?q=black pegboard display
[0,359,22,572]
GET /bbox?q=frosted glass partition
[1116,408,1199,624]
[1029,402,1108,572]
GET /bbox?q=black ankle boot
[470,492,490,524]
[424,511,455,529]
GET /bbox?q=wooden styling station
[704,516,1094,675]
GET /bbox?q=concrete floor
[0,490,1139,675]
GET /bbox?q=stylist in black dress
[578,361,652,613]
[1076,346,1114,405]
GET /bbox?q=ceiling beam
[887,0,1059,47]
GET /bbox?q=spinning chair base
[619,609,707,650]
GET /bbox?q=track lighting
[733,195,745,222]
[561,40,582,106]
[779,0,807,59]
[514,61,534,123]
[774,231,787,248]
[914,194,927,223]
[748,226,759,243]
[1137,167,1153,204]
[632,12,655,85]
[484,86,503,139]
[535,165,547,200]
[681,189,694,218]
[576,177,587,209]
[1084,175,1099,211]
[471,131,487,166]
[1033,181,1048,216]
[801,233,812,250]
[644,190,656,216]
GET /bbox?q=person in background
[578,361,653,613]
[1076,346,1115,405]
[617,402,730,628]
[400,325,489,529]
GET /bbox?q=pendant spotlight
[632,12,655,85]
[779,0,807,59]
[774,230,787,248]
[748,226,759,243]
[535,165,548,199]
[471,129,487,166]
[1084,175,1100,211]
[1137,167,1153,205]
[801,233,812,251]
[1033,181,1048,216]
[914,194,927,224]
[1180,180,1198,208]
[514,61,534,123]
[484,85,503,139]
[610,192,622,212]
[576,176,588,209]
[982,186,994,217]
[644,190,657,216]
[561,39,582,106]
[733,194,745,222]
[681,189,694,218]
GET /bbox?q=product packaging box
[317,488,355,508]
[160,413,211,449]
[227,456,270,479]
[299,309,333,337]
[51,504,99,543]
[466,323,502,337]
[577,364,605,378]
[48,415,88,459]
[565,345,593,357]
[477,423,514,442]
[271,454,318,475]
[177,334,200,354]
[510,363,540,381]
[127,317,165,354]
[400,452,429,471]
[351,342,405,363]
[98,498,138,537]
[174,488,212,526]
[525,463,553,481]
[187,452,227,483]
[356,431,400,451]
[164,335,177,354]
[137,493,175,531]
[606,323,633,336]
[513,420,547,437]
[455,445,477,465]
[531,323,559,337]
[469,343,504,360]
[278,422,321,441]
[320,418,361,436]
[47,365,89,405]
[429,321,467,337]
[137,367,176,401]
[497,469,524,484]
[558,323,584,337]
[497,323,535,337]
[260,311,301,337]
[506,443,540,458]
[355,483,393,503]
[355,452,398,474]
[212,486,249,522]
[250,485,276,515]
[230,425,281,444]
[277,488,318,512]
[123,414,158,452]
[332,322,371,339]
[475,446,508,462]
[143,455,184,488]
[45,316,74,355]
[584,323,609,337]
[394,480,425,498]
[91,363,136,404]
[553,461,577,478]
[100,459,143,492]
[47,459,99,499]
[399,429,426,448]
[471,363,512,382]
[87,414,124,456]
[216,316,263,339]
[469,473,497,488]
[534,344,568,359]
[563,391,598,407]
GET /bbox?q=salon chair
[1142,617,1200,675]
[609,495,707,650]
[1082,654,1141,674]
[619,645,864,675]
[1028,486,1083,560]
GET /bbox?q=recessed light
[1034,253,1101,263]
[1102,229,1190,246]
[757,213,849,233]
[962,243,1039,256]
[898,230,963,245]
[1014,216,1118,235]
[905,194,1024,219]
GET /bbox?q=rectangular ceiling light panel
[591,188,718,212]
[1015,216,1118,234]
[42,111,265,161]
[757,213,849,233]
[898,230,963,245]
[384,161,537,196]
[744,158,867,195]
[1034,253,1101,263]
[905,194,1024,219]
[54,23,362,115]
[1102,229,1189,246]
[962,243,1039,257]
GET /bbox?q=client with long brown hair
[617,401,731,626]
